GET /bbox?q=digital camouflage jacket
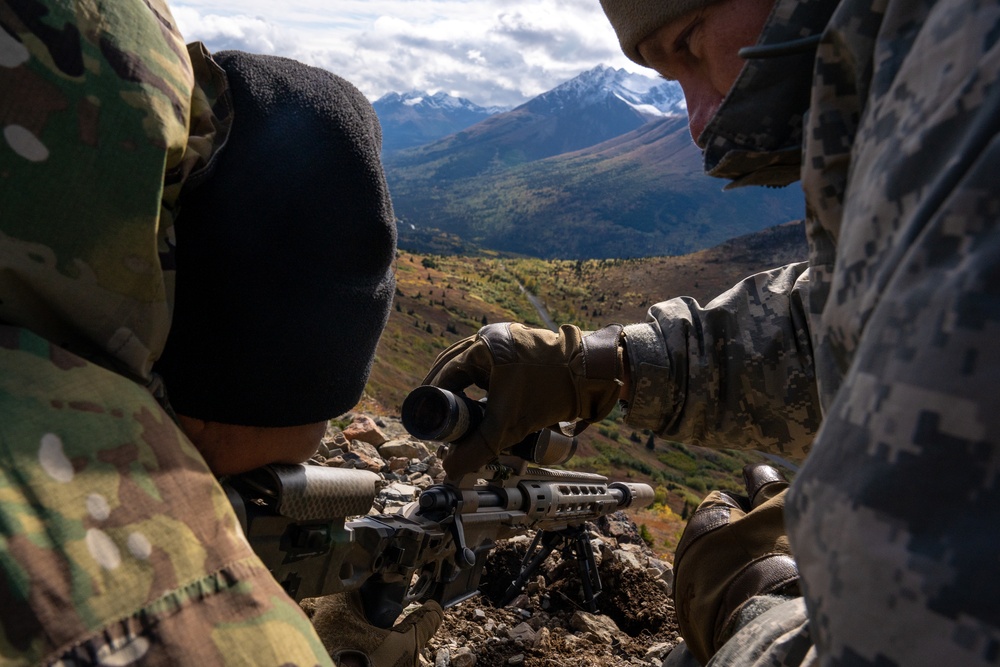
[0,0,333,664]
[620,0,1000,664]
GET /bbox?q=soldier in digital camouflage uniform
[420,0,1000,665]
[0,0,439,664]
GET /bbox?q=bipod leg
[567,525,601,612]
[499,530,563,607]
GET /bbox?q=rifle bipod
[499,525,602,612]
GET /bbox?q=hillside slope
[360,222,808,539]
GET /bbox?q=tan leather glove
[301,592,443,667]
[422,322,624,477]
[673,464,800,665]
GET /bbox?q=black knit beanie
[155,50,397,427]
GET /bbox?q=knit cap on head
[155,50,396,428]
[599,0,719,66]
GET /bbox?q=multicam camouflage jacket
[0,0,333,664]
[620,0,1000,664]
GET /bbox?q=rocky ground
[317,413,683,667]
[423,529,681,667]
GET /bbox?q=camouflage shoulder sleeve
[0,325,333,666]
[786,0,1000,664]
[622,262,820,459]
[0,0,230,381]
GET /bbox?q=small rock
[507,535,533,547]
[348,438,382,460]
[427,464,445,479]
[389,456,409,471]
[644,642,675,662]
[342,415,388,446]
[570,610,624,645]
[379,438,424,460]
[450,647,476,667]
[408,473,435,488]
[613,548,645,571]
[325,431,350,452]
[508,622,537,644]
[562,633,591,652]
[348,447,384,473]
[473,609,487,621]
[407,461,430,473]
[596,511,643,544]
[325,454,348,468]
[378,482,419,506]
[434,648,450,667]
[507,655,525,665]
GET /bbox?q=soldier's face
[637,0,775,147]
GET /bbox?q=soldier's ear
[176,413,208,442]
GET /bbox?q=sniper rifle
[222,386,654,628]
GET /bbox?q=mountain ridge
[389,114,802,259]
[376,65,802,260]
[381,66,685,177]
[373,90,508,153]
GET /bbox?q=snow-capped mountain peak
[373,90,511,152]
[376,90,507,114]
[530,65,685,117]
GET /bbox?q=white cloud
[170,0,649,107]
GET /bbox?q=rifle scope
[401,385,578,466]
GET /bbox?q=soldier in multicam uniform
[420,0,1000,665]
[0,0,440,665]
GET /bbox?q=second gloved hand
[673,463,800,665]
[301,592,442,667]
[422,322,624,477]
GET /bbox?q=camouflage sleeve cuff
[621,322,675,431]
[711,596,812,666]
[727,593,799,643]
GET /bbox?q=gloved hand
[673,463,800,665]
[422,322,624,477]
[300,592,443,667]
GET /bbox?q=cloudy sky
[170,0,649,108]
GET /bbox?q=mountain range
[372,91,509,153]
[374,66,803,260]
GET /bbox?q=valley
[359,221,808,555]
